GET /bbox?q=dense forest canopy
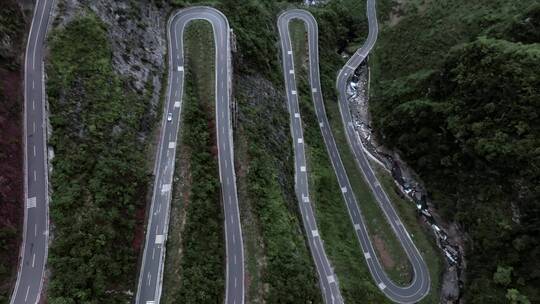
[372,2,540,303]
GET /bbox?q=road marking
[232,233,236,244]
[311,230,319,237]
[155,235,164,244]
[33,145,36,157]
[297,138,303,144]
[32,253,35,268]
[33,121,36,133]
[230,214,234,224]
[168,142,175,149]
[174,101,181,108]
[147,272,151,286]
[300,166,306,172]
[312,88,317,93]
[34,224,37,237]
[378,282,386,290]
[161,184,171,193]
[32,99,35,110]
[291,90,297,95]
[234,254,237,265]
[327,275,335,283]
[152,247,155,260]
[33,170,37,181]
[225,160,228,169]
[235,277,237,288]
[32,80,35,89]
[365,252,371,259]
[226,177,230,185]
[24,285,30,302]
[177,66,184,72]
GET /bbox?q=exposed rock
[51,0,172,138]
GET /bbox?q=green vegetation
[0,0,25,69]
[372,1,540,302]
[0,1,25,302]
[46,14,152,303]
[289,18,393,303]
[289,0,445,300]
[372,163,443,303]
[219,2,323,302]
[289,18,382,301]
[161,21,225,303]
[197,1,324,302]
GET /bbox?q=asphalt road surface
[336,0,430,302]
[135,7,244,304]
[279,4,430,304]
[278,11,344,304]
[11,0,54,303]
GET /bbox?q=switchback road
[278,11,344,304]
[279,4,430,304]
[135,6,243,304]
[336,0,430,302]
[11,0,54,303]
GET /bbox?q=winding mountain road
[278,11,344,304]
[11,0,54,303]
[278,3,430,304]
[135,7,243,304]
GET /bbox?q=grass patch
[371,161,444,303]
[161,20,224,303]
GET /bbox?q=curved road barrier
[278,5,430,304]
[11,0,54,303]
[135,7,244,304]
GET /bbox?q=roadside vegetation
[290,0,445,300]
[168,1,326,303]
[371,162,443,303]
[162,20,225,303]
[372,1,540,303]
[290,19,391,303]
[46,14,152,303]
[0,1,26,302]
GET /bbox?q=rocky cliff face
[52,0,171,137]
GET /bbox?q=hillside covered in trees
[371,1,540,303]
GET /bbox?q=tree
[506,289,531,304]
[493,266,513,286]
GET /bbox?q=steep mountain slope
[371,1,540,303]
[0,1,26,302]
